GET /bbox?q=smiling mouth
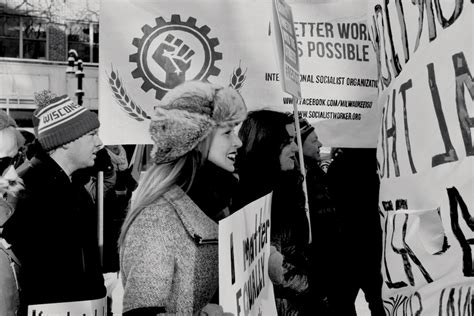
[227,152,236,162]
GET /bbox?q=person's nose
[95,135,103,148]
[233,133,243,149]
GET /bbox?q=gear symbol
[129,15,222,100]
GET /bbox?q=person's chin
[224,163,235,172]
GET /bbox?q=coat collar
[163,185,218,243]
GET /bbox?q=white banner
[99,0,379,147]
[28,297,106,316]
[218,193,276,316]
[368,0,473,315]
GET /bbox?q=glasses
[0,153,22,175]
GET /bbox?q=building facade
[0,0,99,130]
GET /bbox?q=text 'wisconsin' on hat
[35,94,100,151]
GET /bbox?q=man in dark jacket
[326,148,385,316]
[299,119,344,315]
[2,93,106,313]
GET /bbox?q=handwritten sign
[219,193,276,316]
[368,0,474,314]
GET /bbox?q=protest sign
[219,193,276,316]
[273,0,301,99]
[368,0,473,314]
[99,0,379,147]
[28,297,106,316]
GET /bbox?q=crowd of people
[0,80,383,316]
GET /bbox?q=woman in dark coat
[232,110,312,315]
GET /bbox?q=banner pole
[293,98,312,244]
[97,171,104,266]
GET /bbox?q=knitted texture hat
[299,118,315,143]
[150,81,247,164]
[34,94,100,151]
[33,90,57,137]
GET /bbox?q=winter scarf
[187,161,239,222]
[106,146,128,172]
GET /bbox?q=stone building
[0,0,100,130]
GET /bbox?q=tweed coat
[120,185,219,314]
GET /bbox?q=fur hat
[149,81,247,164]
[34,92,100,151]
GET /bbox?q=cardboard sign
[219,193,277,316]
[272,0,301,99]
[28,297,106,316]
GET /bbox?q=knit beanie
[34,94,100,151]
[33,90,57,137]
[299,118,315,143]
[149,81,247,164]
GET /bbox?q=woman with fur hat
[0,110,24,316]
[119,81,247,315]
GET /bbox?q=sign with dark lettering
[99,0,379,147]
[219,194,276,316]
[369,0,474,314]
[28,297,106,316]
[272,0,301,99]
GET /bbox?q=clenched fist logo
[153,34,195,86]
[130,15,222,99]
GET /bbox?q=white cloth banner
[368,0,473,315]
[99,0,379,147]
[28,297,106,316]
[218,193,276,316]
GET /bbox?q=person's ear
[60,143,70,151]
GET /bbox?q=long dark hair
[233,110,295,209]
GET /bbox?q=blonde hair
[118,137,212,248]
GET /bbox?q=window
[67,22,99,63]
[0,15,20,58]
[0,15,47,59]
[22,17,47,59]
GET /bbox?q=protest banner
[28,297,106,316]
[99,0,378,147]
[368,0,473,314]
[219,193,276,316]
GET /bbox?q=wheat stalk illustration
[230,61,247,91]
[107,67,151,122]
